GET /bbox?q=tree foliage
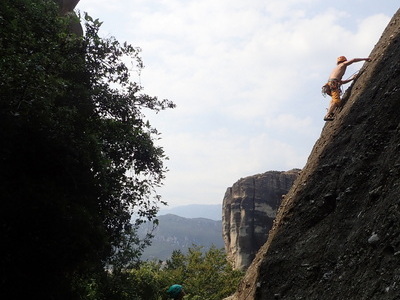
[163,246,244,300]
[96,246,244,300]
[0,0,174,298]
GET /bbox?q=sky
[76,0,399,209]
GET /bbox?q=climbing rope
[344,70,360,81]
[321,69,361,98]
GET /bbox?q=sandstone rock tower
[222,169,300,270]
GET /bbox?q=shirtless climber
[324,56,372,121]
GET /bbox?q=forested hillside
[140,214,224,261]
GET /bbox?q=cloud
[131,4,389,119]
[76,0,396,207]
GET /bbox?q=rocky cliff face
[228,9,400,300]
[222,170,300,270]
[54,0,82,36]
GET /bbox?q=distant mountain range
[139,213,224,261]
[157,204,222,220]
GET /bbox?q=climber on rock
[323,56,372,121]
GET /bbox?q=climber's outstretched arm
[344,57,372,66]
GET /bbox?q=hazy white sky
[76,0,398,208]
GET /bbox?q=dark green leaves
[1,0,174,298]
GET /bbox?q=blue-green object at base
[167,284,183,298]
